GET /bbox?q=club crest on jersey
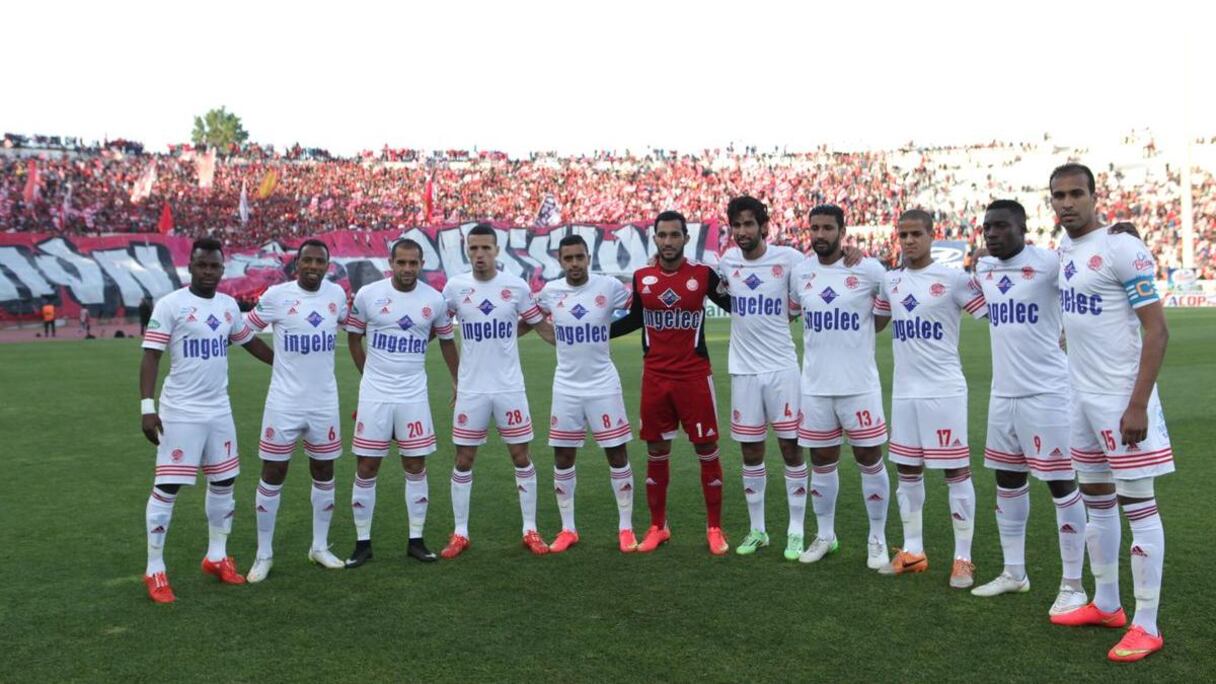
[1064,261,1077,280]
[929,282,946,297]
[478,299,496,315]
[686,278,700,291]
[1088,255,1103,271]
[744,274,763,290]
[771,265,783,277]
[397,315,415,331]
[845,275,860,289]
[550,416,558,426]
[1021,266,1036,280]
[641,275,659,286]
[265,428,275,439]
[205,314,221,331]
[500,289,513,302]
[171,448,184,462]
[457,413,468,426]
[658,288,681,308]
[819,286,838,304]
[997,276,1014,294]
[421,306,432,319]
[570,304,589,320]
[1133,252,1153,272]
[224,311,233,323]
[595,294,607,307]
[901,294,919,312]
[733,409,741,420]
[306,311,324,328]
[356,421,364,435]
[329,302,338,315]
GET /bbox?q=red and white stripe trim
[303,440,343,454]
[202,457,239,475]
[1024,456,1074,471]
[859,461,886,475]
[354,477,377,488]
[548,428,586,439]
[155,465,200,475]
[434,323,453,334]
[499,424,533,437]
[352,437,391,448]
[144,331,171,343]
[798,427,844,439]
[1070,448,1105,464]
[246,311,269,330]
[312,479,337,490]
[452,427,489,438]
[592,425,631,440]
[257,484,282,498]
[1125,504,1159,521]
[846,422,888,439]
[812,464,838,474]
[731,422,768,436]
[230,327,253,343]
[396,436,438,449]
[150,489,176,503]
[983,448,1024,464]
[888,442,925,457]
[1110,448,1173,470]
[772,419,799,430]
[964,295,986,314]
[450,471,473,484]
[1054,491,1083,508]
[259,440,297,454]
[1082,495,1118,510]
[404,470,427,482]
[997,485,1030,498]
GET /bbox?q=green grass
[2,311,1214,682]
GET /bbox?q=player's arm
[139,348,164,445]
[705,269,732,312]
[872,268,892,332]
[842,245,864,267]
[1122,301,1168,445]
[610,274,643,338]
[1109,222,1140,240]
[242,336,274,365]
[439,337,459,407]
[348,331,366,374]
[230,305,273,365]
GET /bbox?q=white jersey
[976,246,1070,398]
[142,287,254,421]
[717,244,804,375]
[246,280,348,411]
[346,278,453,402]
[790,256,887,395]
[537,274,630,395]
[1057,228,1160,395]
[877,262,987,399]
[443,270,544,394]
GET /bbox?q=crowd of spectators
[2,132,1212,279]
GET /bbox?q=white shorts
[798,391,888,448]
[452,391,533,446]
[352,399,437,457]
[154,415,240,486]
[983,393,1073,481]
[258,405,343,461]
[730,369,800,442]
[1069,389,1174,480]
[888,395,971,470]
[549,391,632,448]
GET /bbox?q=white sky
[2,0,1211,156]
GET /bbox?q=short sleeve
[611,278,631,309]
[954,270,987,319]
[441,281,459,318]
[336,293,349,326]
[873,276,892,317]
[518,286,545,324]
[432,292,455,340]
[228,301,255,345]
[535,285,554,316]
[245,293,277,331]
[345,287,368,334]
[142,297,174,350]
[1109,235,1160,309]
[866,260,887,298]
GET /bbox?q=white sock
[742,463,767,533]
[145,487,177,575]
[553,465,577,532]
[1125,499,1165,636]
[784,464,808,538]
[205,482,236,562]
[255,480,283,559]
[351,475,377,542]
[859,460,889,544]
[516,463,539,534]
[811,463,839,541]
[609,464,634,531]
[995,484,1030,579]
[1083,492,1121,612]
[451,468,473,537]
[1053,489,1087,582]
[311,478,336,551]
[404,469,428,539]
[946,472,976,561]
[896,473,925,554]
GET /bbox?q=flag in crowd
[536,192,561,226]
[256,168,279,199]
[239,181,250,224]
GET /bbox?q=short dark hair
[191,237,223,257]
[809,204,846,230]
[390,238,423,260]
[1049,163,1096,194]
[898,209,934,232]
[298,238,330,259]
[467,223,497,244]
[985,200,1028,230]
[557,234,588,255]
[726,196,769,226]
[654,210,688,234]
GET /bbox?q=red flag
[157,202,174,234]
[423,177,434,222]
[22,160,40,205]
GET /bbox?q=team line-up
[137,163,1173,664]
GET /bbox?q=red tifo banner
[0,221,721,322]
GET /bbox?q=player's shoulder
[319,279,346,298]
[494,270,530,289]
[718,246,742,264]
[214,291,240,311]
[857,257,886,277]
[1106,229,1150,254]
[770,244,805,264]
[355,277,387,298]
